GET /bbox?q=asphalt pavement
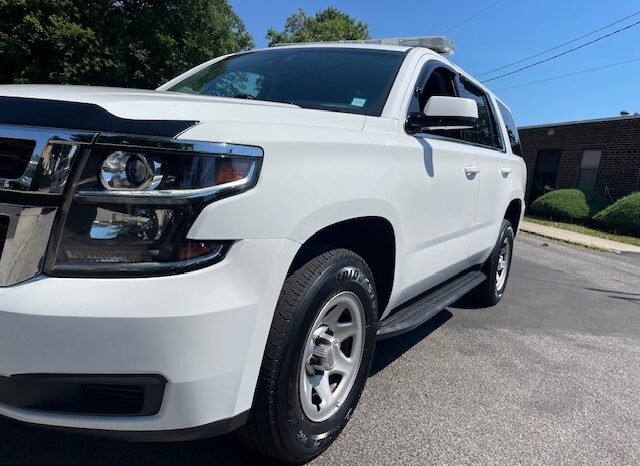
[1,232,639,465]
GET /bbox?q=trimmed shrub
[530,189,610,222]
[593,192,640,236]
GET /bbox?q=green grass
[524,216,640,247]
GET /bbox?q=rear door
[451,77,515,260]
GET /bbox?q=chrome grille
[0,125,97,286]
[0,126,94,192]
[0,137,35,179]
[0,215,8,256]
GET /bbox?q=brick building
[518,114,640,206]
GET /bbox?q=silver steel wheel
[496,237,511,291]
[299,291,366,423]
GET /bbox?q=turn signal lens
[215,159,253,184]
[177,242,222,261]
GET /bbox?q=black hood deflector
[0,97,198,137]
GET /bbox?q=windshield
[165,48,406,116]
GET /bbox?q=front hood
[0,85,366,132]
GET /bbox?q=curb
[519,228,618,253]
[519,220,640,254]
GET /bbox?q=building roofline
[520,114,640,130]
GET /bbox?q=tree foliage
[267,7,370,46]
[0,0,253,89]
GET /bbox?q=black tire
[470,219,515,307]
[238,248,378,463]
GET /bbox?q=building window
[577,149,602,191]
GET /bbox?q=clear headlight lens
[99,151,163,190]
[47,142,261,276]
[80,147,256,195]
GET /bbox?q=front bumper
[0,238,299,437]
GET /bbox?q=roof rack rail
[273,36,455,55]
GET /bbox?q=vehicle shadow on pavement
[582,287,640,305]
[370,309,452,376]
[0,416,279,466]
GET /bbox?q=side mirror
[406,96,478,134]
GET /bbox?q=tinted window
[409,67,458,113]
[199,71,264,98]
[166,48,405,116]
[457,77,502,149]
[497,101,522,155]
[409,66,463,140]
[577,149,602,191]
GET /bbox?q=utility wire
[493,58,640,91]
[442,0,506,34]
[482,19,640,83]
[477,10,640,77]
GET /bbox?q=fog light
[100,151,161,190]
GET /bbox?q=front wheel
[238,249,378,463]
[470,219,515,307]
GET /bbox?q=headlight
[46,136,262,277]
[99,151,162,190]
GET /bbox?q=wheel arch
[288,216,396,313]
[504,198,523,234]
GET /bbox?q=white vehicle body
[0,43,525,440]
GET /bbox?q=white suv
[0,37,525,462]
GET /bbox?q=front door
[395,63,479,303]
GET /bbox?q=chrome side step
[377,270,487,340]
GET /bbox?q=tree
[267,7,370,46]
[0,0,253,89]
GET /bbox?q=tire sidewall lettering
[280,258,377,456]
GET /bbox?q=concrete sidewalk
[520,220,640,254]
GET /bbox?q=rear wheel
[471,219,514,307]
[238,248,378,463]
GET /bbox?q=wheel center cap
[310,328,341,372]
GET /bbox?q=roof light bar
[274,36,455,54]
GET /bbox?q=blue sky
[229,0,640,126]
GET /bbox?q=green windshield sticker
[350,97,367,108]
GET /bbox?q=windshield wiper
[251,97,301,107]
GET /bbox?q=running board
[377,270,487,340]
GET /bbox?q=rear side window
[456,77,502,150]
[497,101,522,155]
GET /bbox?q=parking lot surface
[2,232,639,465]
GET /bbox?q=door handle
[500,167,512,177]
[464,166,480,176]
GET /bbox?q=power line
[493,58,640,91]
[477,10,640,77]
[482,19,640,83]
[442,0,506,34]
